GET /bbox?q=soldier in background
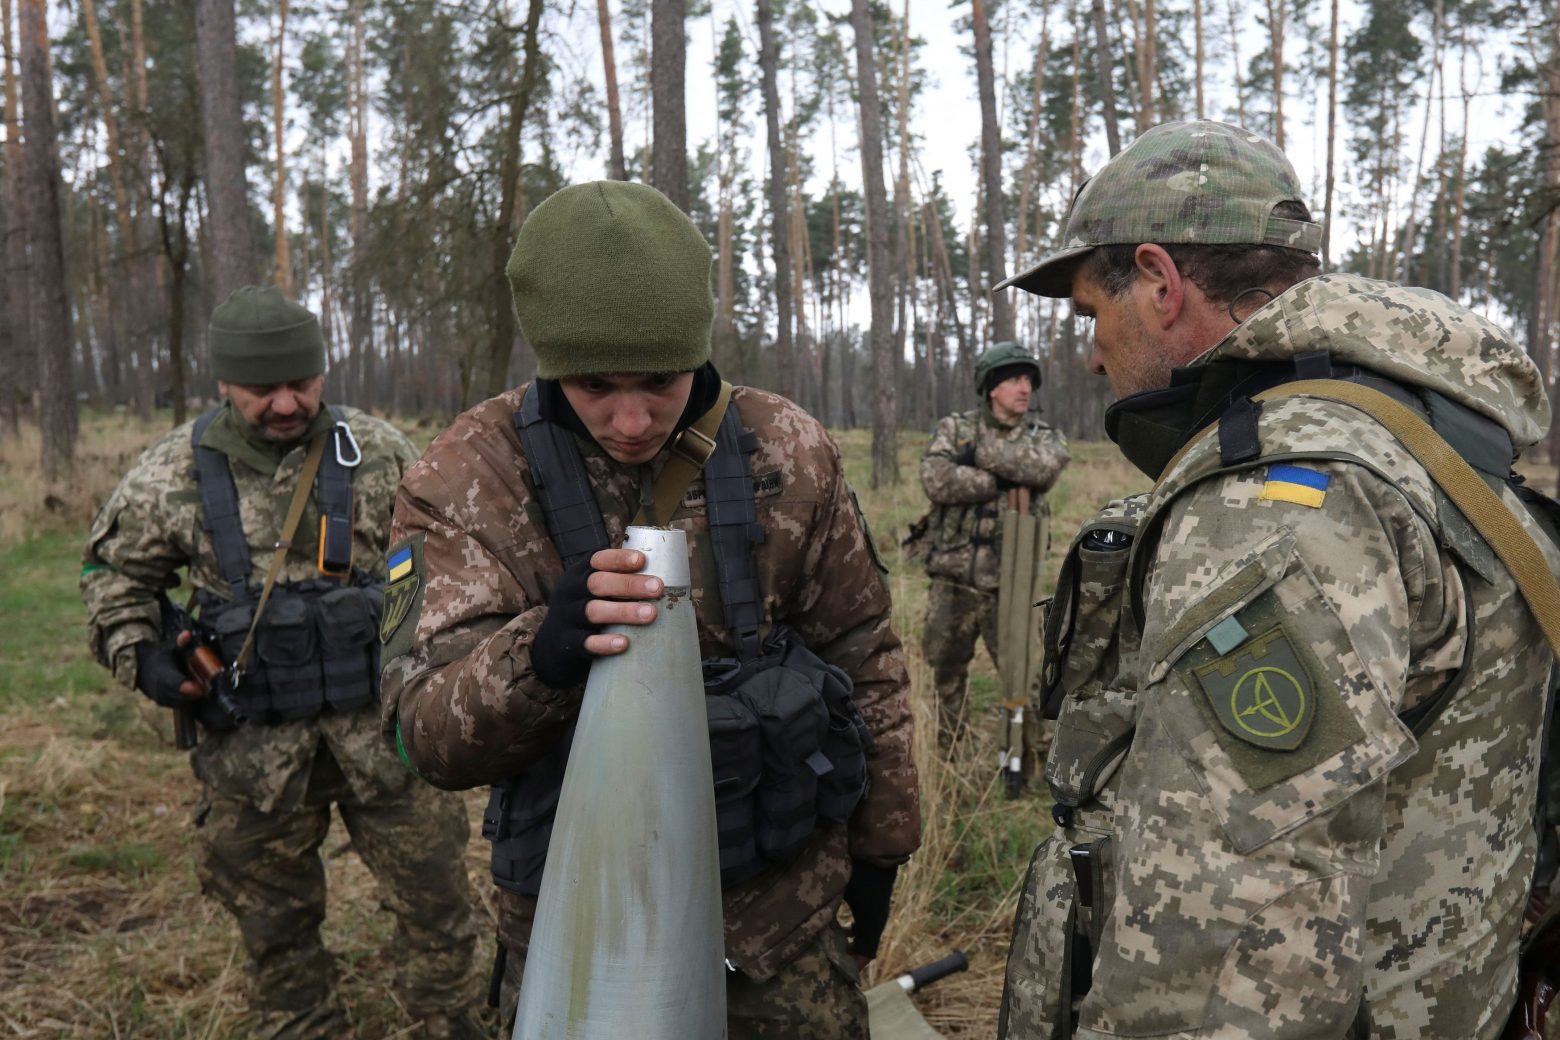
[996,120,1558,1039]
[379,180,920,1038]
[81,286,483,1040]
[917,342,1070,751]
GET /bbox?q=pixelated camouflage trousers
[923,579,1048,771]
[194,742,480,1039]
[499,919,868,1039]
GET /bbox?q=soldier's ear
[1132,244,1184,330]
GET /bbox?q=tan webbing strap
[1252,379,1560,660]
[634,380,734,526]
[233,433,329,674]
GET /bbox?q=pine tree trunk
[972,0,1014,341]
[1397,0,1442,282]
[196,0,256,300]
[650,0,688,210]
[271,0,291,292]
[854,0,898,485]
[1449,46,1470,299]
[1227,0,1245,127]
[348,0,370,404]
[757,0,794,400]
[598,0,627,180]
[481,0,545,402]
[1267,0,1283,147]
[1091,0,1121,155]
[19,0,76,476]
[1535,11,1560,477]
[1322,0,1339,269]
[1,0,27,433]
[1194,0,1204,119]
[1141,0,1156,129]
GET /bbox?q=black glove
[844,860,900,960]
[531,558,600,690]
[995,475,1019,491]
[134,639,190,708]
[954,443,976,467]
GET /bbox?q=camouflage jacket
[81,402,420,814]
[381,384,921,981]
[1044,275,1555,1040]
[918,407,1070,590]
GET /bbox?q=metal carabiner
[333,420,363,468]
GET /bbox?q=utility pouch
[703,625,872,884]
[1041,496,1149,811]
[485,742,571,897]
[316,584,381,712]
[255,592,320,720]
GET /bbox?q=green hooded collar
[199,400,335,475]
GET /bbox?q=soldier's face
[1071,265,1171,399]
[988,373,1033,423]
[219,376,326,442]
[558,371,696,464]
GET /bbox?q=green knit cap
[507,181,713,378]
[208,285,327,385]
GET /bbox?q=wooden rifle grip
[185,644,224,695]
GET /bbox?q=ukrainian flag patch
[1259,464,1330,508]
[388,544,414,581]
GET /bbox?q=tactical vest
[481,388,873,897]
[190,406,385,725]
[998,358,1560,1039]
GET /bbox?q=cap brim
[994,244,1094,298]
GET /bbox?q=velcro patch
[681,469,785,509]
[380,532,426,660]
[1192,625,1316,751]
[1258,464,1330,508]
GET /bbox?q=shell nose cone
[624,526,691,587]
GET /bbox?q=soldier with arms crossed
[997,121,1560,1039]
[81,287,483,1040]
[378,181,921,1039]
[918,342,1069,751]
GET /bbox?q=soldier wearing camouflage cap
[916,341,1069,753]
[996,120,1558,1039]
[379,181,920,1037]
[81,285,485,1039]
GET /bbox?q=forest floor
[0,409,1152,1038]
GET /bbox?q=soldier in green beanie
[381,181,921,1038]
[995,120,1559,1040]
[82,285,486,1039]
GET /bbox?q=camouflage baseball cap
[997,120,1322,298]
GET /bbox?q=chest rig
[481,387,873,897]
[190,405,385,724]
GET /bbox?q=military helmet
[975,341,1041,396]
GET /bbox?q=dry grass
[0,414,1146,1038]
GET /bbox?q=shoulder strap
[1253,379,1560,661]
[193,407,252,599]
[702,404,765,661]
[514,386,612,568]
[315,405,356,577]
[636,381,733,526]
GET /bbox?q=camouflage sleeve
[920,415,998,505]
[380,474,581,791]
[974,422,1070,493]
[1076,462,1448,1038]
[790,443,921,867]
[80,430,192,689]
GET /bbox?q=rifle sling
[233,432,329,674]
[1251,380,1560,662]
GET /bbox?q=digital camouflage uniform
[1001,273,1557,1039]
[920,407,1069,745]
[382,384,921,1038]
[82,402,481,1038]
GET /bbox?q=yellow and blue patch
[1258,464,1330,508]
[388,544,414,581]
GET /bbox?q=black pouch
[706,693,763,885]
[255,592,322,720]
[732,665,828,863]
[485,742,571,897]
[814,661,871,821]
[316,585,381,712]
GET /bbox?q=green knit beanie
[208,285,327,385]
[507,181,713,378]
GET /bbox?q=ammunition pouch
[485,625,872,897]
[195,578,383,725]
